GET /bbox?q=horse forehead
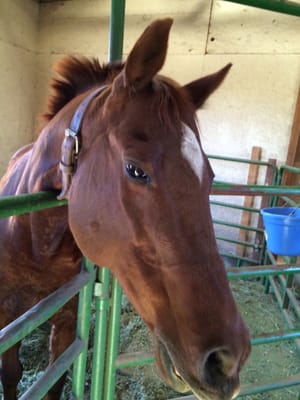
[181,123,204,182]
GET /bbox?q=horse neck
[10,115,81,265]
[26,100,83,194]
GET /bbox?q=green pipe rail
[210,199,260,213]
[216,236,262,249]
[3,183,300,218]
[214,219,263,233]
[208,154,278,171]
[223,0,300,17]
[0,191,67,217]
[212,182,300,196]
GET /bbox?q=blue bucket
[260,207,300,256]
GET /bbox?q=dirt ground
[0,279,299,399]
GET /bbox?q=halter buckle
[65,128,79,156]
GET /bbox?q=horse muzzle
[155,338,243,400]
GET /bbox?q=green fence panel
[0,268,93,355]
[0,191,66,218]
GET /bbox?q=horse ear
[184,63,232,109]
[123,18,173,90]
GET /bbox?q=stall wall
[1,0,300,182]
[0,0,39,174]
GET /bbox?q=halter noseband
[57,85,107,200]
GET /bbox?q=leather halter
[57,85,107,200]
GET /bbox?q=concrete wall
[1,0,300,181]
[0,0,39,174]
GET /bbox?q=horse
[0,18,250,400]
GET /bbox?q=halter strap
[57,85,107,200]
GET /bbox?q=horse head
[61,19,250,400]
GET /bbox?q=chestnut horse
[0,19,250,400]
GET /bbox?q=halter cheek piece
[57,85,107,200]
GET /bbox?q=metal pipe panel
[223,0,300,17]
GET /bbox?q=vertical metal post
[282,257,297,309]
[100,2,126,399]
[72,259,96,398]
[103,276,123,400]
[109,0,126,62]
[90,267,111,400]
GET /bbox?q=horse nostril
[202,348,240,397]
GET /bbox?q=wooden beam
[237,146,261,257]
[285,86,300,186]
[254,158,277,261]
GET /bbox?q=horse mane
[41,56,123,123]
[41,56,192,134]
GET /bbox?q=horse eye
[125,163,151,184]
